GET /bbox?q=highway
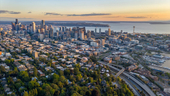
[120,76,141,96]
[99,61,156,96]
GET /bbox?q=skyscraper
[108,28,111,36]
[87,30,91,38]
[15,19,18,24]
[11,22,15,31]
[32,22,36,32]
[95,28,97,33]
[74,31,78,40]
[41,20,45,28]
[80,31,84,40]
[133,26,135,35]
[99,28,101,33]
[101,39,105,46]
[49,28,53,39]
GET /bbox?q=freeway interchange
[98,61,156,96]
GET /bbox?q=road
[120,76,141,96]
[99,61,156,96]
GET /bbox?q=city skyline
[0,0,170,21]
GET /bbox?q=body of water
[84,22,170,34]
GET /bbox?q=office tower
[11,22,15,30]
[95,28,97,33]
[15,19,18,24]
[41,20,45,28]
[39,28,43,33]
[32,22,36,32]
[74,31,78,40]
[69,28,72,31]
[87,30,91,38]
[44,25,47,31]
[133,26,135,35]
[32,51,38,58]
[49,28,53,39]
[80,31,84,40]
[48,25,52,30]
[27,26,30,32]
[15,24,20,31]
[108,28,111,36]
[101,39,105,46]
[22,25,26,30]
[53,27,57,33]
[99,28,101,34]
[62,27,65,32]
[39,34,44,41]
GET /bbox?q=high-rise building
[15,24,20,31]
[74,31,78,40]
[41,20,45,28]
[32,22,36,32]
[101,39,105,46]
[95,28,97,33]
[69,28,72,31]
[62,27,65,32]
[11,22,15,31]
[49,28,53,39]
[108,28,111,36]
[44,25,47,31]
[15,19,18,24]
[133,26,135,35]
[80,31,84,40]
[39,34,44,41]
[53,27,57,33]
[99,28,101,34]
[87,30,91,38]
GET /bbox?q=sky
[0,0,170,21]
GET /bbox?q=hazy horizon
[0,0,170,21]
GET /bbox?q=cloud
[28,11,32,13]
[0,17,35,21]
[0,10,8,14]
[9,11,21,14]
[45,12,62,15]
[67,13,111,16]
[44,12,112,16]
[0,10,21,14]
[105,16,121,18]
[126,16,147,19]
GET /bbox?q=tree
[51,83,59,91]
[58,81,63,88]
[42,83,55,96]
[19,71,30,82]
[23,91,29,96]
[14,67,18,74]
[33,67,37,77]
[0,66,6,73]
[90,56,97,63]
[64,69,70,76]
[89,77,93,83]
[74,68,79,75]
[28,80,40,90]
[86,90,91,96]
[52,73,59,80]
[71,92,82,96]
[91,89,100,96]
[59,70,64,76]
[76,74,82,81]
